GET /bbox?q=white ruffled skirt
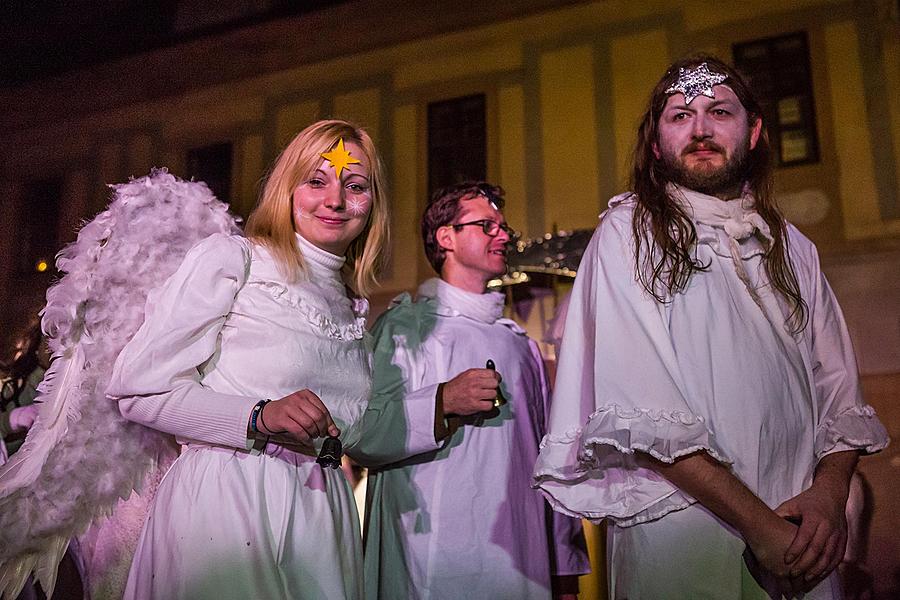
[124,444,362,600]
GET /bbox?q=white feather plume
[0,169,242,599]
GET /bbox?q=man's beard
[660,139,751,197]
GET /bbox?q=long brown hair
[630,54,807,332]
[245,119,390,297]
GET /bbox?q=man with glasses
[359,182,589,599]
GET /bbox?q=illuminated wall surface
[1,1,898,597]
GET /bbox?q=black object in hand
[485,359,507,408]
[316,435,343,469]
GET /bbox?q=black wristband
[249,399,269,436]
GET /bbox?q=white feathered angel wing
[0,169,242,599]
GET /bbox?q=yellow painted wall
[275,100,321,151]
[497,84,528,234]
[3,0,898,278]
[610,30,670,188]
[540,44,601,232]
[394,41,522,90]
[388,103,420,291]
[823,20,900,239]
[0,1,897,301]
[333,88,382,142]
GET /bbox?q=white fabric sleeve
[533,209,731,527]
[106,234,261,450]
[347,303,444,467]
[799,238,889,460]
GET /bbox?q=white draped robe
[534,189,889,599]
[362,279,590,600]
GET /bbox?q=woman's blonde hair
[245,119,390,297]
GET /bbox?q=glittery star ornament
[321,138,361,178]
[665,62,728,104]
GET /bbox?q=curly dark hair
[630,54,807,333]
[421,181,505,274]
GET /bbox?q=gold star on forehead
[665,62,728,104]
[321,138,361,178]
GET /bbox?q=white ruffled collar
[242,235,365,341]
[417,278,505,324]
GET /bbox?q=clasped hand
[257,389,340,444]
[748,484,847,597]
[775,483,848,590]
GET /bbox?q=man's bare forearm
[640,451,777,545]
[642,450,806,592]
[812,450,858,500]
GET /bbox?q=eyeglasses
[451,219,517,239]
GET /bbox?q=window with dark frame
[427,94,487,200]
[186,142,233,203]
[733,32,820,167]
[18,177,63,275]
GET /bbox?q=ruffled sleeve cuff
[815,404,890,460]
[534,404,731,527]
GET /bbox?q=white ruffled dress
[107,233,370,600]
[533,187,889,599]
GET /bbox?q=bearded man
[533,56,889,599]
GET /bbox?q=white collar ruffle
[417,278,505,324]
[241,234,366,341]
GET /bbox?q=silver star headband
[665,62,728,104]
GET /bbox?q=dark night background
[0,1,344,88]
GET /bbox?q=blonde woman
[107,120,389,599]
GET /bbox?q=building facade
[1,1,898,596]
